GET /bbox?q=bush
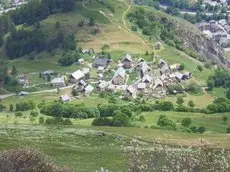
[157,115,176,130]
[185,82,202,95]
[45,117,73,125]
[0,104,5,112]
[176,97,184,105]
[131,25,137,31]
[30,111,39,117]
[15,112,23,117]
[181,117,192,127]
[188,100,195,108]
[227,127,230,133]
[39,116,45,124]
[15,101,36,111]
[0,148,68,172]
[198,126,206,133]
[197,65,203,71]
[92,117,112,126]
[138,115,145,122]
[155,101,174,111]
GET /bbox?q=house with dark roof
[93,58,110,68]
[121,53,133,69]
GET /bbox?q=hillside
[0,0,230,171]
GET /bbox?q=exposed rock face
[179,28,226,66]
[174,23,226,66]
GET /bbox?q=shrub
[197,65,203,71]
[181,117,192,127]
[39,116,45,124]
[198,126,206,133]
[15,101,36,111]
[222,116,228,123]
[227,127,230,133]
[188,100,195,108]
[157,115,176,130]
[92,117,112,126]
[15,112,23,117]
[176,97,184,105]
[30,111,39,117]
[131,25,137,31]
[179,64,185,70]
[138,115,145,122]
[45,117,73,125]
[185,82,202,95]
[0,148,68,172]
[155,101,174,111]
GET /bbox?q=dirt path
[82,0,149,49]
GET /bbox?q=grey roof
[127,85,136,94]
[18,91,29,96]
[153,78,163,90]
[60,95,71,102]
[174,72,183,80]
[142,74,152,83]
[79,79,87,86]
[158,59,167,65]
[141,62,151,73]
[112,67,126,80]
[122,53,132,62]
[93,58,109,66]
[42,70,56,75]
[137,83,146,89]
[71,70,84,80]
[51,76,65,84]
[161,64,170,73]
[85,84,94,93]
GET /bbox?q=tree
[71,88,78,96]
[198,126,206,133]
[176,97,184,105]
[11,65,17,75]
[188,100,195,108]
[39,116,45,124]
[226,89,230,99]
[9,104,13,112]
[197,65,203,71]
[222,116,228,124]
[227,127,230,133]
[179,64,185,71]
[181,117,192,127]
[55,21,60,29]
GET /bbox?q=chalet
[17,75,28,85]
[98,81,109,91]
[82,48,94,55]
[41,70,56,78]
[152,78,163,90]
[51,76,66,87]
[78,58,84,64]
[97,66,105,73]
[82,68,90,75]
[158,59,167,68]
[78,79,87,88]
[127,85,137,98]
[142,74,152,84]
[137,83,146,91]
[213,31,227,42]
[122,53,132,69]
[84,84,94,95]
[219,19,227,26]
[155,41,162,50]
[160,64,170,75]
[60,95,71,102]
[69,70,84,83]
[183,71,192,79]
[141,62,151,77]
[93,58,110,68]
[112,67,126,85]
[174,72,186,82]
[170,64,180,71]
[18,91,29,96]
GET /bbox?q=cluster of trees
[157,115,206,133]
[44,117,73,125]
[58,50,81,66]
[206,97,230,114]
[39,101,100,119]
[95,0,115,13]
[127,7,183,50]
[10,0,76,25]
[15,101,36,111]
